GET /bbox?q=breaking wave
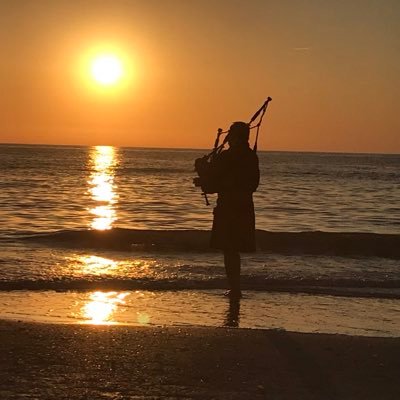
[19,228,400,259]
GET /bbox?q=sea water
[0,144,399,335]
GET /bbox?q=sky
[0,0,399,152]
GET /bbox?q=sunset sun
[90,54,123,86]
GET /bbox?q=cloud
[293,47,311,51]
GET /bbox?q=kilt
[210,192,256,252]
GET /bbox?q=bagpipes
[193,97,272,205]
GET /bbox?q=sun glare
[91,54,123,86]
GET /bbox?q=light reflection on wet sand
[82,291,129,325]
[88,146,118,230]
[0,290,399,336]
[80,291,151,326]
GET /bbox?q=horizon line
[0,141,399,156]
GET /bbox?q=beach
[1,320,399,400]
[2,0,400,397]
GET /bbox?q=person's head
[227,121,250,148]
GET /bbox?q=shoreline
[1,290,399,337]
[1,320,399,399]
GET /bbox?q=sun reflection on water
[82,291,129,325]
[65,254,159,280]
[78,255,119,275]
[88,146,118,230]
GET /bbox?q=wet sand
[1,320,399,400]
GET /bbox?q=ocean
[0,144,399,335]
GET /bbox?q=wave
[19,228,400,258]
[0,276,399,299]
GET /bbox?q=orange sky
[0,0,399,153]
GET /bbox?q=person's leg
[223,250,241,296]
